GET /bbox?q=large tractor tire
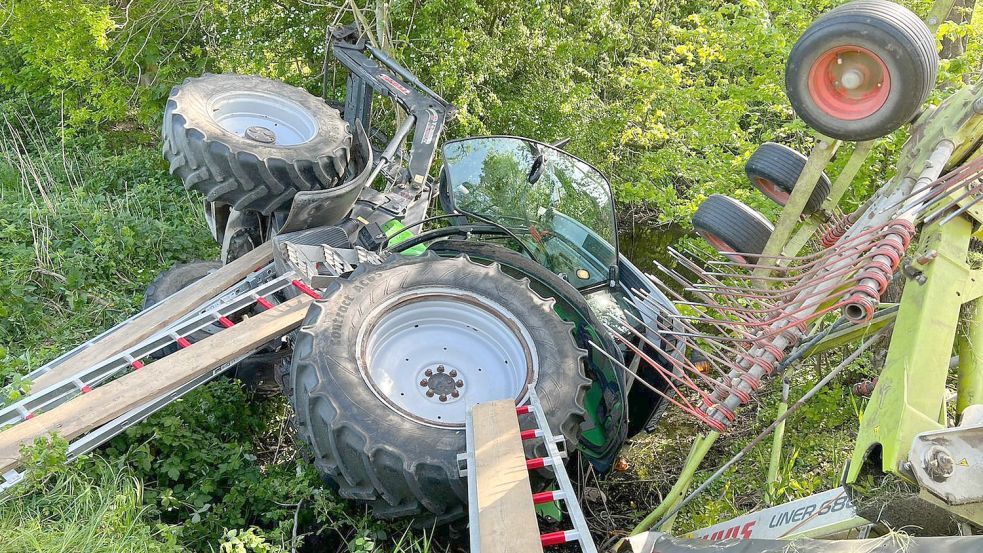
[287,254,590,523]
[693,195,774,263]
[745,142,831,215]
[785,0,938,141]
[162,74,353,215]
[428,240,636,456]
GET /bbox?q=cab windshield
[442,137,618,289]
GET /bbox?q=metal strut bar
[0,268,295,428]
[332,38,452,186]
[330,28,454,224]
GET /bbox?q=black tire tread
[143,261,222,309]
[745,142,832,214]
[693,195,774,257]
[785,0,938,141]
[287,254,590,523]
[162,74,353,215]
[143,261,222,357]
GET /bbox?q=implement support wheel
[693,195,774,264]
[785,0,938,141]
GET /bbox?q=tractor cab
[439,136,681,438]
[440,136,619,290]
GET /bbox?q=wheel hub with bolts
[418,364,465,402]
[244,125,277,144]
[808,46,891,121]
[357,288,538,428]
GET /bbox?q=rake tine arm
[587,341,727,431]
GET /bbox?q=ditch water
[618,222,691,277]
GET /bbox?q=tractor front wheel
[162,74,353,214]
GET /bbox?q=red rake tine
[622,309,760,380]
[633,283,761,342]
[587,340,727,431]
[604,327,714,407]
[614,319,752,402]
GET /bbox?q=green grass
[0,459,178,553]
[0,113,216,375]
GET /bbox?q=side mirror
[551,138,571,150]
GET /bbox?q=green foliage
[0,1,120,127]
[4,0,979,221]
[0,113,215,363]
[392,0,981,222]
[103,381,329,548]
[220,528,287,553]
[0,0,220,129]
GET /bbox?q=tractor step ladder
[458,391,597,553]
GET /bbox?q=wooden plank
[0,294,311,474]
[473,399,543,553]
[29,244,274,393]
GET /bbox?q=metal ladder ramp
[0,268,290,429]
[0,246,325,493]
[458,392,598,553]
[0,294,315,487]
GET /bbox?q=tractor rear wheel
[162,74,353,215]
[693,195,774,263]
[746,142,831,215]
[785,0,938,141]
[286,254,590,523]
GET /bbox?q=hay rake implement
[619,21,983,548]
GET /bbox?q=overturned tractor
[0,25,680,528]
[1,1,982,551]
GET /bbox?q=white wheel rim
[357,288,538,428]
[208,90,318,146]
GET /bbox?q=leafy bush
[103,381,329,548]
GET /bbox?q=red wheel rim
[698,231,747,264]
[807,45,891,121]
[753,176,789,205]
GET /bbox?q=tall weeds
[0,460,177,552]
